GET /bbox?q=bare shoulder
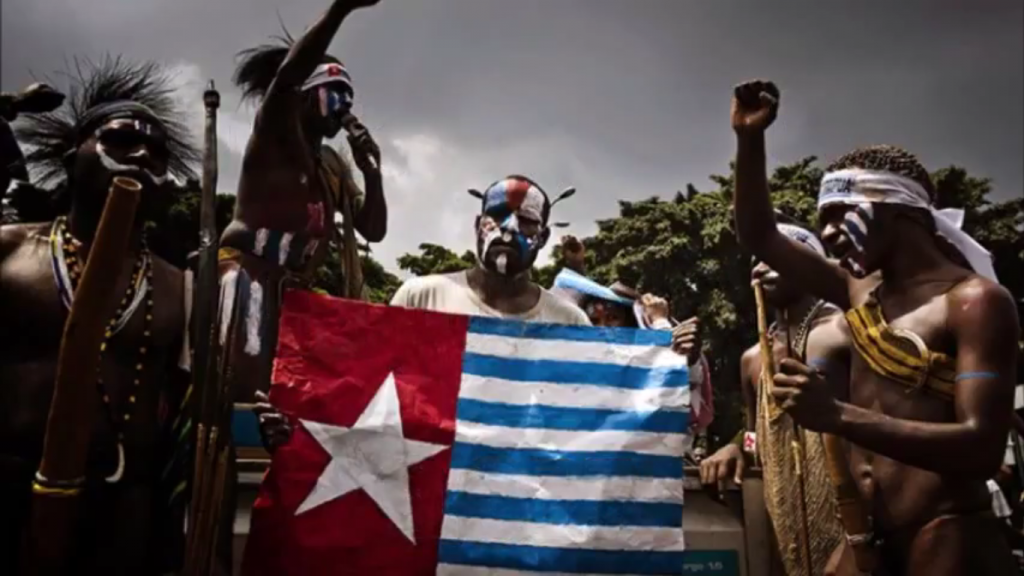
[150,253,185,318]
[946,275,1018,336]
[740,344,761,388]
[0,222,50,262]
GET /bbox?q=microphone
[341,113,377,171]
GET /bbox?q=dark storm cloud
[3,0,1021,270]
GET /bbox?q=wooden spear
[23,176,142,574]
[184,79,225,576]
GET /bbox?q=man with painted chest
[731,78,1019,575]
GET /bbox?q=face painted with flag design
[302,61,354,139]
[476,176,550,277]
[817,173,880,278]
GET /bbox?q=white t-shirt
[390,271,591,326]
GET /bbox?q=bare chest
[0,247,184,465]
[235,125,332,234]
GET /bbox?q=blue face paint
[318,85,353,118]
[839,204,875,277]
[477,177,548,276]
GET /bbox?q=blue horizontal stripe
[444,491,683,528]
[456,398,689,433]
[438,540,686,575]
[469,315,672,347]
[462,353,687,390]
[449,442,683,479]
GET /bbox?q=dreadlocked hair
[233,24,340,103]
[234,28,294,103]
[826,144,935,201]
[14,56,200,196]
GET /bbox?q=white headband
[818,168,997,282]
[778,223,826,257]
[301,62,353,92]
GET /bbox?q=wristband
[743,432,757,455]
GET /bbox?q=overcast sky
[3,0,1022,273]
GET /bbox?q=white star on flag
[295,372,448,543]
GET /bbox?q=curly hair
[825,144,935,200]
[15,56,199,195]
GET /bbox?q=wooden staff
[752,279,813,576]
[24,176,142,574]
[184,79,231,576]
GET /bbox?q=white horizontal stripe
[466,332,687,370]
[441,516,686,552]
[459,374,690,413]
[437,565,642,576]
[456,420,689,457]
[446,469,684,504]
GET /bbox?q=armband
[955,371,1000,382]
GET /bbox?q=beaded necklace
[50,216,154,484]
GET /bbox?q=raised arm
[731,80,850,309]
[262,0,379,110]
[779,279,1019,477]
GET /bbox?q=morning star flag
[241,290,691,576]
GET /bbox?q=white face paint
[495,254,508,275]
[95,141,169,186]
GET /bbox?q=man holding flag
[245,175,696,574]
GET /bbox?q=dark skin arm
[732,80,850,309]
[259,0,379,120]
[774,279,1019,477]
[353,170,385,242]
[340,128,387,242]
[699,346,757,490]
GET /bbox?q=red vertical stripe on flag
[241,291,468,576]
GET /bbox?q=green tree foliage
[396,243,476,276]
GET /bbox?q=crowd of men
[0,0,1021,574]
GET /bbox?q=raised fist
[731,79,780,135]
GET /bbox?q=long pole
[752,280,813,576]
[24,177,142,574]
[184,79,225,576]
